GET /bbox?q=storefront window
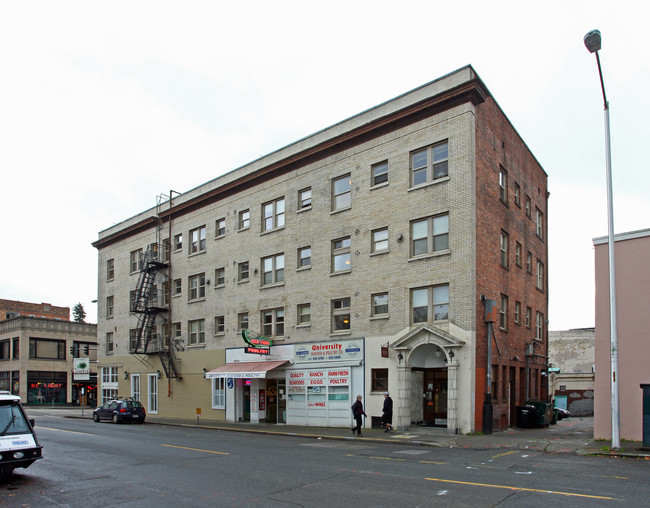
[27,371,67,404]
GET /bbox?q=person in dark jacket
[381,392,393,432]
[351,395,366,436]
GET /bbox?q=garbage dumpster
[516,405,536,428]
[526,401,553,426]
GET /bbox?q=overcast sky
[1,1,648,328]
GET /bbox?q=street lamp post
[584,29,620,450]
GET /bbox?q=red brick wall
[474,97,549,430]
[0,299,70,321]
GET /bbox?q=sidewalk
[28,407,649,459]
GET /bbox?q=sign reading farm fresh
[293,339,364,364]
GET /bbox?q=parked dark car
[556,408,571,420]
[93,398,146,424]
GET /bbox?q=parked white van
[0,391,43,476]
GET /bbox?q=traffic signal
[70,345,75,356]
[84,345,89,355]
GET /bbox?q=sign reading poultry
[242,329,272,355]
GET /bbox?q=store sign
[293,339,363,364]
[287,369,350,388]
[242,330,272,355]
[73,358,91,381]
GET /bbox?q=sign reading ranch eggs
[287,368,351,388]
[293,338,363,364]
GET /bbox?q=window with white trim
[411,285,449,323]
[410,141,448,186]
[190,226,206,254]
[212,378,226,409]
[262,254,284,286]
[331,237,351,273]
[297,303,311,326]
[262,198,285,232]
[331,298,351,333]
[332,174,351,211]
[298,246,311,268]
[298,188,312,210]
[238,209,250,230]
[372,228,388,254]
[188,273,206,300]
[216,218,226,237]
[106,258,114,281]
[189,319,205,346]
[411,214,449,256]
[372,293,389,317]
[262,308,284,337]
[371,161,388,186]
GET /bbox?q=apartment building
[93,66,548,433]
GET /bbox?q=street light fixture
[584,29,620,450]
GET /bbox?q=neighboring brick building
[0,299,70,321]
[594,228,650,441]
[93,66,548,433]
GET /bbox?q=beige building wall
[594,229,650,441]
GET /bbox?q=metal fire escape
[129,194,183,379]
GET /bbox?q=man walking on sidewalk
[381,392,393,433]
[351,395,366,437]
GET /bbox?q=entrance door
[422,368,447,426]
[243,384,250,422]
[277,379,286,424]
[266,380,278,424]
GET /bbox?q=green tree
[72,302,86,323]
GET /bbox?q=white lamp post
[584,29,620,450]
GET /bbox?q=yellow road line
[491,451,516,459]
[38,427,94,436]
[162,444,229,455]
[425,477,617,500]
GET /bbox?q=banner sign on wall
[293,339,363,364]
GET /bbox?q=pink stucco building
[594,228,650,441]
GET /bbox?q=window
[514,182,521,207]
[215,267,225,287]
[297,303,311,326]
[262,254,285,286]
[410,141,448,186]
[216,218,226,237]
[172,322,181,339]
[372,293,389,317]
[215,316,225,334]
[332,174,351,211]
[188,319,205,346]
[371,368,388,392]
[212,378,226,409]
[372,228,389,254]
[162,238,170,262]
[129,290,137,312]
[525,195,531,218]
[298,246,311,268]
[525,307,532,329]
[262,308,284,337]
[298,188,312,210]
[536,312,544,341]
[106,296,114,318]
[526,252,533,274]
[331,237,351,273]
[190,226,206,254]
[238,209,250,230]
[499,295,508,331]
[12,338,18,359]
[262,198,285,232]
[173,278,182,296]
[411,285,449,323]
[535,208,544,240]
[411,214,449,256]
[106,332,114,354]
[500,231,509,268]
[331,298,351,333]
[189,273,206,300]
[238,261,250,282]
[515,242,522,267]
[372,161,388,186]
[536,260,545,291]
[29,338,65,359]
[130,249,142,273]
[174,233,183,251]
[131,374,140,401]
[499,167,508,204]
[515,301,522,325]
[162,281,169,306]
[0,340,9,360]
[106,258,114,281]
[238,312,249,331]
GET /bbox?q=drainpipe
[482,297,498,434]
